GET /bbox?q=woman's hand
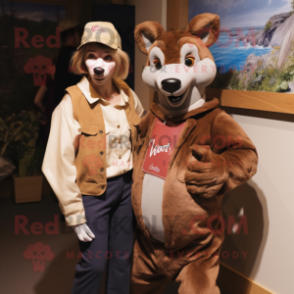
[72,223,95,242]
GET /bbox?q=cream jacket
[42,76,144,226]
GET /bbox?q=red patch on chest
[142,118,185,179]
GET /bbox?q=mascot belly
[141,119,185,243]
[141,174,165,242]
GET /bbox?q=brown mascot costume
[131,13,258,294]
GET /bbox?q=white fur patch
[149,47,165,66]
[155,58,216,102]
[142,33,153,53]
[142,47,166,90]
[180,43,200,65]
[142,43,216,109]
[85,57,116,86]
[141,174,165,243]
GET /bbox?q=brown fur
[134,21,166,55]
[131,101,258,293]
[134,13,220,67]
[186,13,220,48]
[132,13,257,294]
[145,31,215,66]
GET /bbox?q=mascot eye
[153,58,162,70]
[185,55,195,67]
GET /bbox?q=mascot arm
[185,111,258,198]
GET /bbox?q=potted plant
[0,110,44,203]
[0,116,16,198]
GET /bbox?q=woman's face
[84,44,116,86]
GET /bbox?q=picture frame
[167,0,294,114]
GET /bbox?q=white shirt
[42,76,144,226]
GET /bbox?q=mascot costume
[131,13,258,294]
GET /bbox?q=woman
[42,21,144,294]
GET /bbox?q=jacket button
[100,168,104,172]
[99,130,103,134]
[100,151,104,156]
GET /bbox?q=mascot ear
[134,21,165,55]
[186,13,220,47]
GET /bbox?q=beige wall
[126,0,167,111]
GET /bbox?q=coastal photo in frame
[189,0,294,94]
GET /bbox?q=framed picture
[168,0,294,114]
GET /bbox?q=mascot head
[134,13,220,116]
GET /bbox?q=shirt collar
[77,75,129,106]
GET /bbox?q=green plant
[265,21,272,32]
[213,37,294,92]
[274,81,289,92]
[280,70,294,82]
[0,110,44,177]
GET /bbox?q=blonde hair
[71,42,130,80]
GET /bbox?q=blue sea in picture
[210,27,272,73]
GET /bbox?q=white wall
[221,111,294,294]
[126,0,167,111]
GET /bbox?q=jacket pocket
[78,124,105,184]
[80,124,98,136]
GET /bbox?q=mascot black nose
[161,78,181,93]
[94,67,105,76]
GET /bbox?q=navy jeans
[71,170,135,294]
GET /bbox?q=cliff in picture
[189,0,294,93]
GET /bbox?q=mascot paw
[185,145,228,198]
